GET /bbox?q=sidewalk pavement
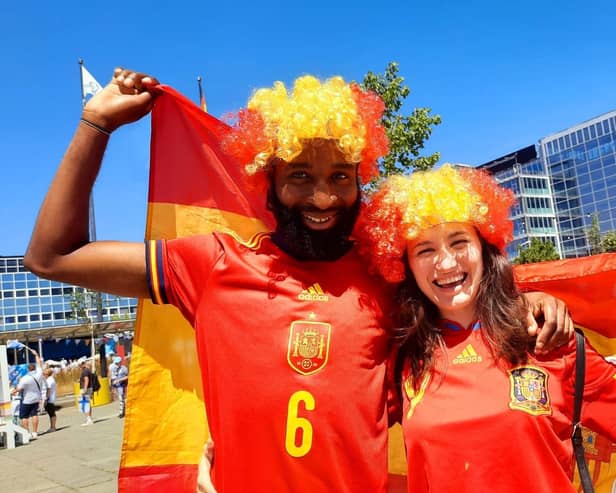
[0,395,124,492]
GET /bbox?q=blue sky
[2,1,615,255]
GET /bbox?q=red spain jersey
[401,320,616,493]
[147,232,393,492]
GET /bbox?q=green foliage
[67,288,104,325]
[361,62,442,178]
[602,231,616,253]
[68,288,95,325]
[586,212,603,255]
[514,238,560,264]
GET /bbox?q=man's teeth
[305,215,331,223]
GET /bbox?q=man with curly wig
[25,68,571,492]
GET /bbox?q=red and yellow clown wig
[222,75,389,186]
[356,164,516,283]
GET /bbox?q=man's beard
[268,191,360,262]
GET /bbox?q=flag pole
[78,59,103,370]
[78,59,86,108]
[78,59,97,244]
[197,76,207,112]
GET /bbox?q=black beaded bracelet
[80,117,111,136]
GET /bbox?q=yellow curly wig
[222,75,389,185]
[355,165,516,282]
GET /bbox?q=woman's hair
[395,235,533,388]
[221,75,389,190]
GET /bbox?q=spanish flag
[117,85,272,491]
[118,86,616,492]
[516,254,616,493]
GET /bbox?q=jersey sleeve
[146,234,224,326]
[576,337,616,441]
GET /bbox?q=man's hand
[82,68,160,133]
[196,439,217,493]
[524,292,574,354]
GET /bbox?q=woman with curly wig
[357,165,616,492]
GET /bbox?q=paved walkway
[0,396,123,492]
[0,398,409,493]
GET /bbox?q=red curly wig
[355,165,516,283]
[221,75,389,188]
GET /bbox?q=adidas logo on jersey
[453,344,482,364]
[298,283,329,302]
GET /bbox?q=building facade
[0,255,137,334]
[539,110,616,258]
[479,146,560,260]
[480,109,616,260]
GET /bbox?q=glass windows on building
[520,159,546,175]
[528,216,556,234]
[480,148,559,261]
[521,177,551,195]
[524,197,552,214]
[0,256,138,333]
[541,111,616,257]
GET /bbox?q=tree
[361,62,442,178]
[68,288,97,325]
[67,288,99,371]
[514,238,560,264]
[602,231,616,253]
[586,212,603,255]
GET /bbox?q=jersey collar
[439,319,481,332]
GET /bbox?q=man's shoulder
[165,231,272,259]
[214,230,272,251]
[19,374,34,385]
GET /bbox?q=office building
[479,146,560,260]
[539,110,616,257]
[479,109,616,259]
[0,255,137,340]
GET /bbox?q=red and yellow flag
[516,254,616,493]
[118,86,616,492]
[118,86,272,491]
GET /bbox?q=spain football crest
[508,366,551,416]
[287,320,331,375]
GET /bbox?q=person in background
[43,367,58,432]
[78,358,94,426]
[109,356,129,418]
[356,165,616,492]
[10,348,45,439]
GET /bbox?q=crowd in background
[7,345,129,440]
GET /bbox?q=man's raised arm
[25,68,159,299]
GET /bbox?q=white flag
[81,65,103,97]
[6,340,24,349]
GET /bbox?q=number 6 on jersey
[285,390,315,457]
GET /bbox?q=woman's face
[406,222,483,327]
